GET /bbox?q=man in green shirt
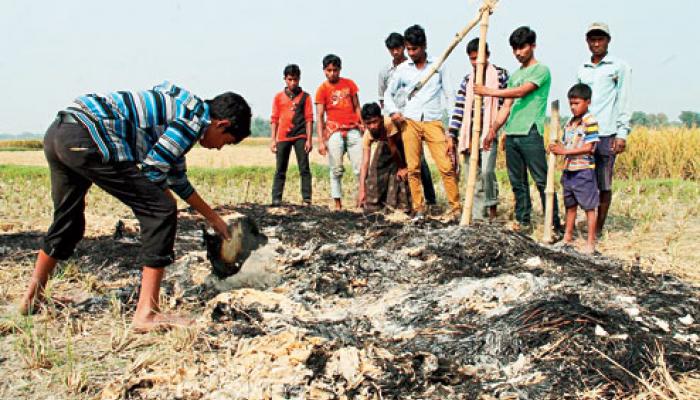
[476,26,561,234]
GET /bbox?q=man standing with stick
[384,25,461,221]
[577,23,631,237]
[477,26,562,234]
[379,32,437,209]
[448,38,508,222]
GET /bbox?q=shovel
[203,214,268,279]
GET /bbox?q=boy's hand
[318,141,328,156]
[304,138,313,153]
[356,189,366,208]
[473,84,491,96]
[548,143,563,155]
[612,138,626,154]
[209,214,231,241]
[397,167,408,181]
[445,135,455,158]
[482,129,497,151]
[390,112,405,124]
[269,141,277,153]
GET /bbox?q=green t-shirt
[503,63,551,136]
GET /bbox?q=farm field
[0,128,699,399]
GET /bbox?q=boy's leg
[584,209,597,253]
[420,156,437,206]
[423,121,460,213]
[483,138,500,219]
[326,132,345,204]
[346,129,364,180]
[462,151,486,220]
[80,160,181,329]
[402,121,426,213]
[21,119,92,314]
[564,206,577,243]
[594,135,616,236]
[271,140,293,204]
[520,127,562,230]
[292,138,312,203]
[505,135,532,227]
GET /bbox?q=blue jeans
[327,130,363,199]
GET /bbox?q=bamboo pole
[408,0,498,100]
[459,2,492,226]
[542,100,560,243]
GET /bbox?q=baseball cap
[586,22,611,37]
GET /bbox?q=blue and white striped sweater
[65,82,210,200]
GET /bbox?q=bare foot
[19,294,75,315]
[582,245,596,255]
[131,312,194,333]
[334,199,342,211]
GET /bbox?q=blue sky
[1,0,698,133]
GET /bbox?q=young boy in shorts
[549,83,600,253]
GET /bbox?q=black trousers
[505,125,561,229]
[420,156,437,205]
[42,115,177,267]
[271,138,312,203]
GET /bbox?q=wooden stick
[408,0,498,100]
[460,1,492,226]
[542,100,560,243]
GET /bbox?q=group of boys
[20,22,629,331]
[269,22,631,252]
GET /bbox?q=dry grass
[2,127,698,182]
[0,140,43,151]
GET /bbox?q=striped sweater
[65,81,209,199]
[448,65,509,138]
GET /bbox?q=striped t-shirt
[65,81,210,199]
[562,112,600,171]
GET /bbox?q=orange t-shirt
[314,78,360,126]
[271,90,313,142]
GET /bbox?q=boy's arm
[305,96,314,152]
[357,145,371,207]
[387,135,407,169]
[383,73,402,119]
[474,81,538,99]
[448,77,468,138]
[353,93,362,126]
[184,191,230,240]
[550,141,595,156]
[483,98,513,150]
[270,96,279,152]
[613,62,632,152]
[269,122,278,152]
[316,103,327,155]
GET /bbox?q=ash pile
[200,205,698,399]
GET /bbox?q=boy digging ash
[19,82,252,331]
[270,64,314,206]
[549,83,600,253]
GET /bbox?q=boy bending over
[20,82,251,331]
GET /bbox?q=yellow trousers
[401,120,460,213]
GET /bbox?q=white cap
[587,22,611,37]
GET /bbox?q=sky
[1,0,698,134]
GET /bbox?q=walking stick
[408,0,498,100]
[460,1,493,226]
[542,100,560,243]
